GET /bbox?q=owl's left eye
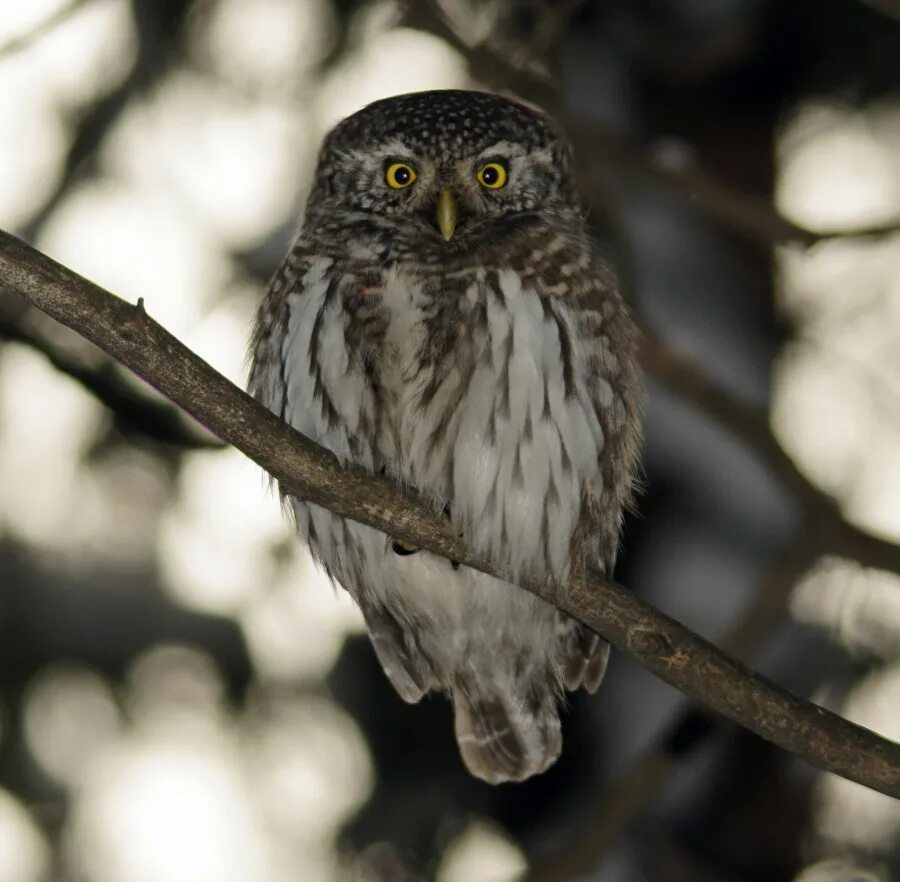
[385,162,417,189]
[476,162,508,189]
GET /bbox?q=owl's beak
[436,188,458,241]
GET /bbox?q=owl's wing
[360,602,437,704]
[561,504,612,694]
[249,243,438,704]
[247,248,302,421]
[557,237,643,695]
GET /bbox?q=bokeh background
[1,1,900,880]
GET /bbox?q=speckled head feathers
[326,89,563,156]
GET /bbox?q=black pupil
[394,166,411,185]
[482,165,500,185]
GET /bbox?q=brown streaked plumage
[249,89,642,784]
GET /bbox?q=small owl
[250,90,642,783]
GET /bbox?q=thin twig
[1,229,898,797]
[641,333,900,579]
[0,0,90,59]
[569,124,900,249]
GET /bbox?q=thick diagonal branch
[1,229,898,798]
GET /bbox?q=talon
[393,503,460,561]
[440,503,461,566]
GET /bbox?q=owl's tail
[452,678,561,784]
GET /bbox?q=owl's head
[306,90,579,245]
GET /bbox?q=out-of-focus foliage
[1,1,899,881]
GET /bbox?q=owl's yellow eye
[385,162,417,189]
[476,162,508,189]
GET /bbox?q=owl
[249,90,642,784]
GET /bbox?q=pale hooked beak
[436,188,458,241]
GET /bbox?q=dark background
[1,1,899,880]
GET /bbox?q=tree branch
[1,228,898,798]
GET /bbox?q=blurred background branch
[640,333,900,578]
[0,0,88,59]
[0,299,220,451]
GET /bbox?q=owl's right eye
[385,162,417,189]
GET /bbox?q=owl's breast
[377,265,606,582]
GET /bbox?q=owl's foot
[390,502,460,569]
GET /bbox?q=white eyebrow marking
[378,138,418,157]
[342,140,418,166]
[475,140,524,160]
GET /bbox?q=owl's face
[306,90,579,248]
